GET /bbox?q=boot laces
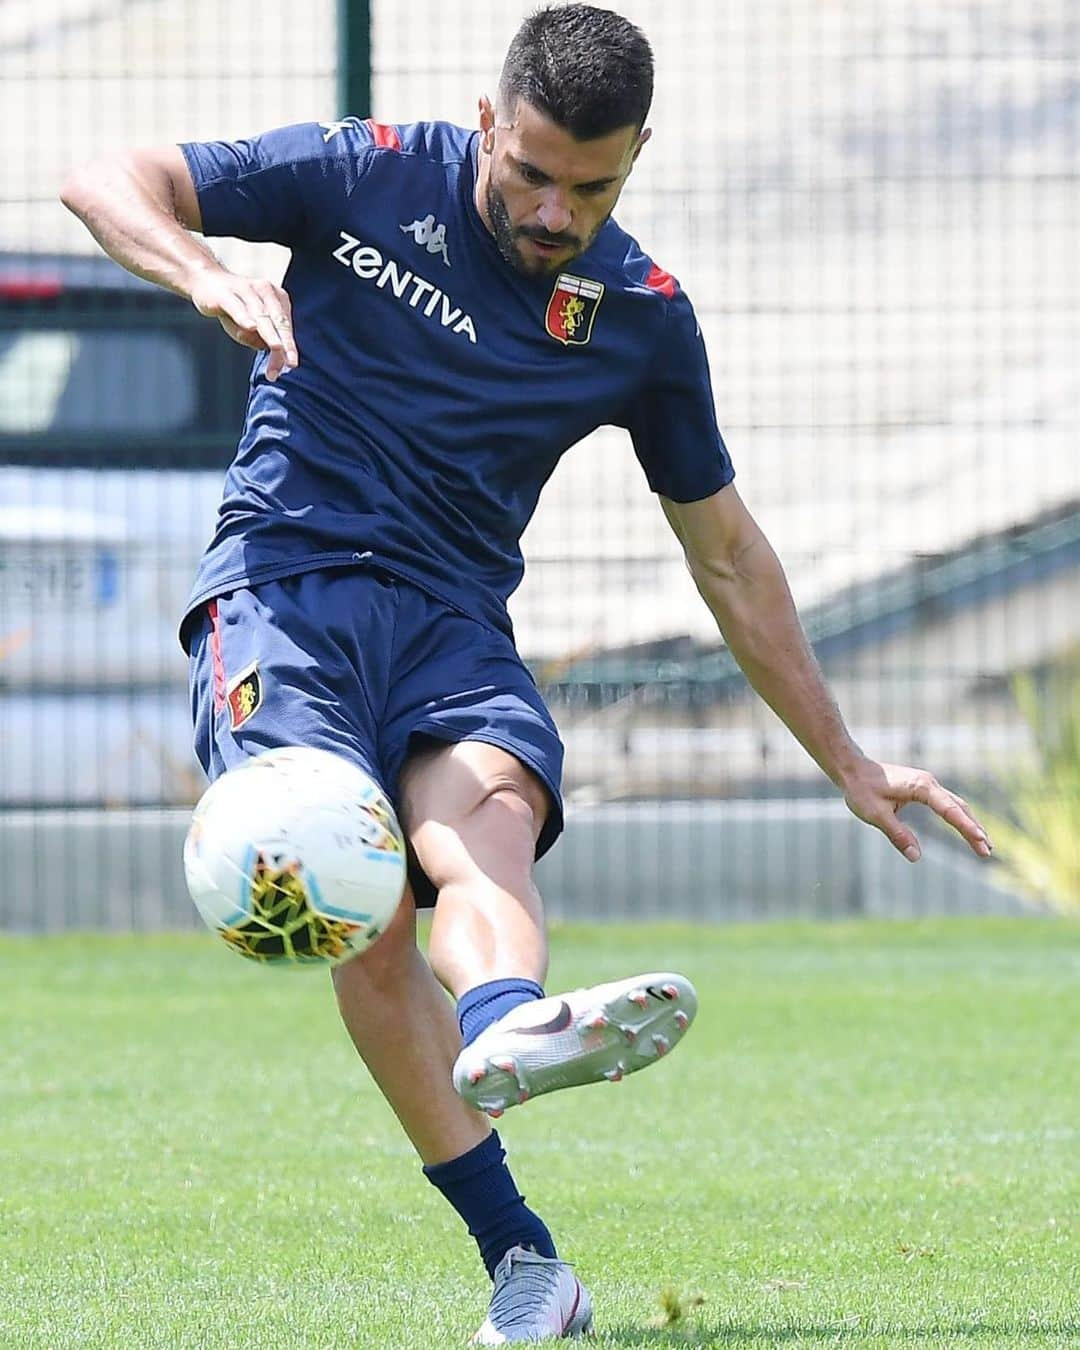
[487,1247,573,1332]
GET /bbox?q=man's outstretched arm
[60,145,298,379]
[661,482,992,862]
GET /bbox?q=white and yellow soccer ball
[183,746,406,966]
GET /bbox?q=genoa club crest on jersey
[545,273,605,346]
[227,662,262,729]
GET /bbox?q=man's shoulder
[395,119,475,165]
[585,220,683,304]
[318,117,473,168]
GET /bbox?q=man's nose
[537,193,572,237]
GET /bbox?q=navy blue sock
[457,978,545,1047]
[423,1131,557,1277]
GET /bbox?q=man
[62,5,991,1342]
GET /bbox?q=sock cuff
[422,1130,504,1186]
[458,978,545,1015]
[456,978,545,1043]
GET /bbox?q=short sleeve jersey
[179,118,734,646]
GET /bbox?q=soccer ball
[183,746,406,966]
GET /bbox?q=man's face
[479,96,649,278]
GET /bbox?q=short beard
[485,178,603,278]
[486,180,524,272]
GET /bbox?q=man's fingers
[923,781,993,856]
[227,306,293,380]
[248,282,299,376]
[212,290,261,341]
[881,815,922,863]
[268,289,299,368]
[207,285,299,378]
[274,312,299,370]
[848,793,923,863]
[251,311,291,380]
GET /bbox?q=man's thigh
[384,588,566,906]
[187,568,397,790]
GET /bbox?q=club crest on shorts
[545,273,604,346]
[227,662,262,730]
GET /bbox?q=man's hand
[190,271,299,381]
[841,759,992,862]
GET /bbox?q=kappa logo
[545,273,604,346]
[227,662,262,730]
[400,213,451,267]
[319,119,354,143]
[332,232,477,343]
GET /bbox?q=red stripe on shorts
[207,600,226,714]
[645,262,677,298]
[366,119,402,151]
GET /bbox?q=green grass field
[2,919,1077,1349]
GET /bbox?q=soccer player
[61,5,992,1341]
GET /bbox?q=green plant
[976,667,1080,915]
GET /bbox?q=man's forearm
[60,154,222,298]
[63,148,298,379]
[689,535,866,789]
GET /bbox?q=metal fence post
[337,0,372,118]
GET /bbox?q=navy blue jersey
[179,118,734,646]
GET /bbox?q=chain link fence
[2,1,1077,924]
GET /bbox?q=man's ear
[478,95,495,153]
[631,126,652,166]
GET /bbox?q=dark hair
[498,4,654,139]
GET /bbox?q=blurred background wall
[2,1,1077,925]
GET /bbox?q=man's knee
[401,742,550,890]
[472,772,543,841]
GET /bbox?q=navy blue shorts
[187,566,565,906]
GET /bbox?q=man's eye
[520,165,546,185]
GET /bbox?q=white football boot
[471,1246,593,1344]
[453,972,697,1117]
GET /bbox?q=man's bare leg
[331,738,551,1159]
[331,885,488,1166]
[332,738,561,1288]
[400,739,551,998]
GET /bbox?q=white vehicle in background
[0,252,252,807]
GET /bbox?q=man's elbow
[59,163,92,215]
[60,152,147,215]
[685,552,735,592]
[687,532,787,603]
[59,157,117,216]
